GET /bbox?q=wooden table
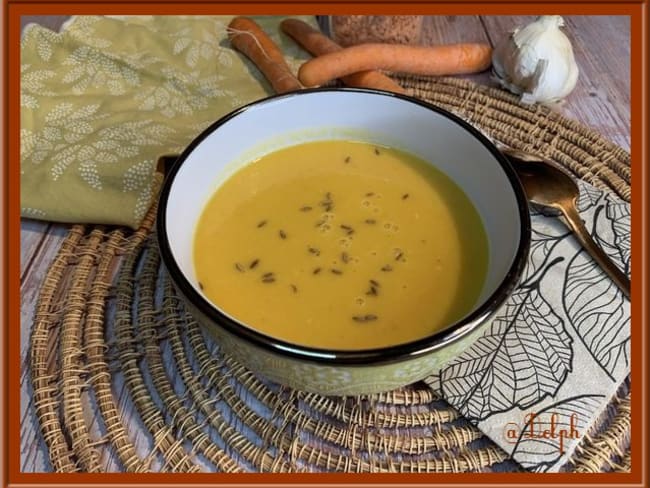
[20,15,631,472]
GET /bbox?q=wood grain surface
[19,15,631,472]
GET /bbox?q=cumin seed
[249,258,259,269]
[313,267,322,275]
[381,265,393,272]
[374,148,380,155]
[198,282,204,290]
[395,252,404,261]
[262,272,275,279]
[257,220,267,228]
[340,224,354,235]
[365,192,375,197]
[344,156,351,163]
[352,314,378,323]
[319,192,334,212]
[308,246,320,256]
[279,229,287,239]
[365,219,376,225]
[330,268,343,275]
[366,286,378,296]
[341,252,349,263]
[300,206,312,212]
[290,284,298,293]
[234,263,245,272]
[402,193,410,200]
[262,277,276,283]
[369,279,380,287]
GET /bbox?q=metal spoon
[502,147,630,299]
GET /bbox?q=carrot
[297,43,493,88]
[280,19,406,94]
[227,16,302,94]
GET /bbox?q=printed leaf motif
[169,24,236,69]
[186,45,200,68]
[21,127,55,164]
[45,102,74,123]
[22,102,106,177]
[48,120,175,181]
[97,120,176,146]
[562,190,631,381]
[20,129,38,158]
[123,160,153,192]
[79,161,102,190]
[528,202,562,219]
[42,126,62,142]
[123,159,158,222]
[21,93,39,109]
[600,202,631,274]
[576,181,607,212]
[440,283,572,421]
[134,67,229,118]
[33,27,63,62]
[509,394,605,472]
[20,65,57,105]
[61,46,140,95]
[520,223,571,285]
[65,16,113,49]
[173,37,191,55]
[196,74,230,99]
[21,207,47,218]
[563,251,630,381]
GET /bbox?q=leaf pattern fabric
[432,180,630,472]
[564,252,629,381]
[441,283,572,421]
[20,15,316,228]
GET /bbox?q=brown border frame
[3,3,647,487]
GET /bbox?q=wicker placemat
[28,76,631,473]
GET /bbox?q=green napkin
[21,15,316,229]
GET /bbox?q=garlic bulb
[492,15,579,104]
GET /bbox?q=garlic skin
[492,15,579,104]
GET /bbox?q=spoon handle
[561,202,630,299]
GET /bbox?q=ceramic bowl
[157,88,530,396]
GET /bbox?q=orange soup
[193,140,488,349]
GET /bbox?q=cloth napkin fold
[20,15,630,473]
[21,15,316,228]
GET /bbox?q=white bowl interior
[165,90,523,317]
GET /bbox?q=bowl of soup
[157,88,530,395]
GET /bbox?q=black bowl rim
[157,87,531,366]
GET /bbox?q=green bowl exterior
[174,279,491,396]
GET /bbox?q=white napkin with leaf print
[427,179,630,472]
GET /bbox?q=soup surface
[193,140,488,350]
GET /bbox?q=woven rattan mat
[29,76,631,473]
